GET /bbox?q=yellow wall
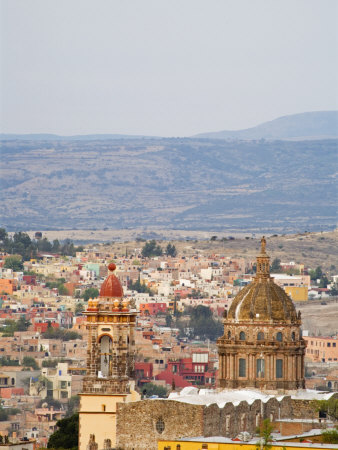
[285,286,308,302]
[79,389,140,450]
[158,440,330,450]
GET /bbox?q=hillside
[195,111,338,140]
[0,137,336,233]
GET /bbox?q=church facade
[217,237,306,391]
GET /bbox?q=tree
[47,413,79,449]
[3,255,24,271]
[310,266,323,281]
[52,239,61,253]
[22,356,39,370]
[271,258,281,272]
[142,383,167,398]
[165,313,173,327]
[322,427,338,444]
[42,359,58,368]
[81,288,99,302]
[256,418,273,450]
[141,240,163,257]
[67,396,80,417]
[315,398,338,421]
[188,305,223,341]
[75,303,85,315]
[42,328,82,341]
[129,277,154,296]
[166,243,177,257]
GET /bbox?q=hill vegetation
[1,135,337,233]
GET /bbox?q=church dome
[227,237,297,323]
[99,263,123,298]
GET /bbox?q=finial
[108,262,116,272]
[260,236,266,254]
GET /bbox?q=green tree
[67,396,80,417]
[165,313,173,327]
[3,255,24,271]
[141,240,163,257]
[37,237,53,252]
[42,359,58,368]
[22,356,39,370]
[129,277,154,296]
[42,328,82,341]
[256,418,273,450]
[322,427,338,444]
[47,413,79,449]
[271,258,281,272]
[188,305,223,341]
[166,243,177,257]
[75,303,85,315]
[315,398,338,421]
[142,383,167,398]
[52,239,61,253]
[81,288,99,302]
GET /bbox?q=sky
[1,0,337,136]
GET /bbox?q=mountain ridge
[1,111,337,141]
[194,111,338,140]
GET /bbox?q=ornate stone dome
[99,263,123,298]
[227,237,297,323]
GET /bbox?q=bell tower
[79,263,140,450]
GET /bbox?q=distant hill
[194,111,338,140]
[0,133,155,141]
[0,137,337,233]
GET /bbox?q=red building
[167,352,216,387]
[139,302,167,316]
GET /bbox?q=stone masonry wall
[116,400,204,450]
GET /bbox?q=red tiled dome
[99,264,123,298]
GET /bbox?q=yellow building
[158,439,332,450]
[78,263,140,450]
[285,286,308,302]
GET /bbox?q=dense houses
[0,241,337,445]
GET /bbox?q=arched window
[291,332,296,341]
[276,332,283,342]
[257,332,264,340]
[328,381,332,389]
[99,335,113,377]
[239,331,246,341]
[227,331,231,339]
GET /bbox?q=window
[239,358,246,377]
[227,331,231,339]
[291,332,296,341]
[102,404,106,412]
[276,359,283,378]
[257,332,264,341]
[276,332,282,342]
[256,359,265,378]
[239,331,246,341]
[333,343,336,347]
[327,343,331,347]
[156,418,165,434]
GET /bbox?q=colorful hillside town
[0,230,337,448]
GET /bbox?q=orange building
[0,279,16,294]
[303,335,338,362]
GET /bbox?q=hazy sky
[1,0,337,136]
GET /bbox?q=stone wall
[116,400,204,450]
[116,396,295,449]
